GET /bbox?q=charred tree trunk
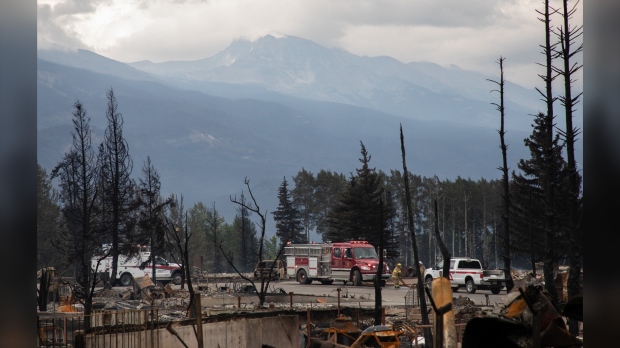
[556,0,583,336]
[488,56,514,292]
[434,200,452,279]
[374,199,385,325]
[537,0,560,306]
[399,124,433,347]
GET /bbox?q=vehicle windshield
[259,261,277,268]
[155,257,168,265]
[353,247,378,259]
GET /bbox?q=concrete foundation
[82,314,300,348]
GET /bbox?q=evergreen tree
[206,202,226,273]
[313,170,347,237]
[510,113,570,273]
[37,164,62,270]
[51,100,102,329]
[264,236,279,260]
[187,202,209,273]
[137,156,171,282]
[291,168,316,243]
[326,142,395,255]
[100,88,137,285]
[231,192,258,272]
[272,177,305,244]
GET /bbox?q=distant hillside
[128,35,549,132]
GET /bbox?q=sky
[37,0,583,90]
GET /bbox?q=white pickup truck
[423,257,506,294]
[91,247,183,286]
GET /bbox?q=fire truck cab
[284,240,390,286]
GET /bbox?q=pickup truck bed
[424,258,506,294]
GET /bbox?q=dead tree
[433,200,451,279]
[554,0,583,336]
[399,124,432,347]
[163,197,195,305]
[487,56,514,292]
[373,198,386,326]
[536,0,561,306]
[220,177,293,306]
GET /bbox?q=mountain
[37,35,581,238]
[128,35,550,132]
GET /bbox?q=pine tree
[232,192,258,272]
[313,170,347,237]
[137,156,170,283]
[37,164,62,270]
[326,142,395,254]
[291,168,316,243]
[272,177,305,243]
[510,113,571,273]
[206,202,226,273]
[100,88,137,285]
[51,100,102,329]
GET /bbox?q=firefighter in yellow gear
[392,263,402,288]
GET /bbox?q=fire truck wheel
[119,273,133,287]
[490,286,501,294]
[320,280,334,285]
[352,270,362,286]
[297,269,311,284]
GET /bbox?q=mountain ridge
[36,35,582,235]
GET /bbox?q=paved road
[270,277,508,307]
[180,276,510,307]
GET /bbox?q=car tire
[171,271,183,286]
[490,286,501,295]
[425,276,433,289]
[320,279,334,285]
[466,279,476,294]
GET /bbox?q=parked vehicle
[423,257,506,294]
[284,240,390,286]
[91,245,184,286]
[253,259,285,280]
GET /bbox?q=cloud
[37,0,582,89]
[37,3,88,51]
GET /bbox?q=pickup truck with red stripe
[423,257,506,294]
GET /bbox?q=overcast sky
[37,0,583,90]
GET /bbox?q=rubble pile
[460,280,583,347]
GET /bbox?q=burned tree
[51,101,106,329]
[100,88,137,286]
[488,56,514,292]
[137,156,172,284]
[220,178,293,306]
[433,200,452,279]
[536,0,561,306]
[554,0,584,336]
[399,124,432,346]
[373,198,386,326]
[163,195,195,305]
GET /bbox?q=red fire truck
[284,240,390,286]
